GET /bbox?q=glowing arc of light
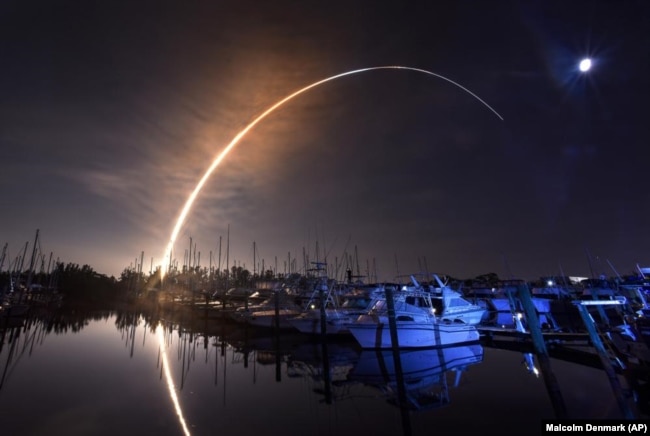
[156,324,191,436]
[161,65,503,276]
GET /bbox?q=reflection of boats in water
[349,343,484,410]
[286,341,361,403]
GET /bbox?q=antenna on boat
[432,274,445,289]
[606,259,621,280]
[637,264,648,279]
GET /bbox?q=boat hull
[439,308,486,325]
[289,309,362,335]
[346,321,479,349]
[290,316,350,335]
[490,297,551,313]
[238,309,302,329]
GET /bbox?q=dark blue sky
[1,0,648,281]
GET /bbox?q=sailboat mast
[46,252,53,275]
[186,239,190,270]
[0,243,7,272]
[354,245,360,278]
[226,225,230,288]
[218,236,222,274]
[18,240,29,276]
[209,250,213,281]
[26,229,40,290]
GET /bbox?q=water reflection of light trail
[161,66,504,276]
[156,324,191,436]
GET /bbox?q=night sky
[1,0,648,282]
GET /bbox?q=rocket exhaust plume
[161,66,503,277]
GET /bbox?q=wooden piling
[319,287,327,336]
[517,284,568,418]
[574,302,636,419]
[274,290,281,382]
[274,290,280,332]
[384,286,411,435]
[384,286,401,350]
[321,339,332,405]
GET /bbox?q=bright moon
[579,58,592,72]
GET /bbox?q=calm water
[1,306,647,436]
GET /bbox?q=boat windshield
[448,297,473,307]
[341,297,372,309]
[405,296,431,308]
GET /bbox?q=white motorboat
[400,274,488,325]
[289,288,380,335]
[345,286,480,349]
[426,275,487,325]
[230,290,303,329]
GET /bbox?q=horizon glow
[160,66,504,278]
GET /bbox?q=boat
[229,290,304,329]
[486,280,553,312]
[0,291,30,319]
[529,277,576,300]
[288,284,382,335]
[616,268,650,317]
[578,278,621,301]
[344,286,480,349]
[410,274,487,325]
[348,343,484,410]
[481,280,562,330]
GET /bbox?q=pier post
[321,339,332,405]
[504,286,526,332]
[384,286,401,350]
[274,290,281,382]
[275,342,282,382]
[319,285,327,336]
[274,290,280,332]
[384,286,411,435]
[517,284,568,418]
[574,302,636,419]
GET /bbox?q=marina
[1,232,649,434]
[1,281,648,436]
